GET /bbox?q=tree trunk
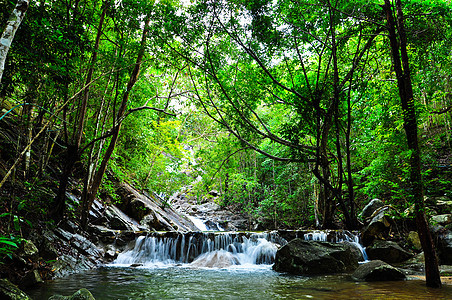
[51,2,109,221]
[80,16,151,229]
[0,0,30,83]
[383,0,441,288]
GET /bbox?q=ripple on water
[26,267,452,300]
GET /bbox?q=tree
[0,0,30,83]
[168,0,384,228]
[382,0,441,288]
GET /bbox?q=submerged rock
[366,240,413,263]
[48,288,95,300]
[352,260,406,281]
[273,239,358,275]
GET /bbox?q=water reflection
[26,266,452,300]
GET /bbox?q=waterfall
[113,231,286,267]
[112,230,368,268]
[303,230,368,261]
[187,216,224,231]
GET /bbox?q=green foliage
[0,235,20,262]
[1,0,452,230]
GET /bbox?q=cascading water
[113,229,368,269]
[303,230,368,261]
[113,231,286,268]
[187,216,224,231]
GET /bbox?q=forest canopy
[0,0,451,231]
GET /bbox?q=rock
[407,231,422,251]
[352,260,406,281]
[68,288,95,300]
[49,228,104,278]
[366,240,413,263]
[116,182,198,232]
[140,211,161,230]
[190,250,239,268]
[105,205,141,232]
[20,239,39,260]
[0,278,32,300]
[273,239,358,275]
[436,229,452,265]
[48,288,95,300]
[19,270,43,288]
[434,197,452,213]
[361,199,385,220]
[40,231,59,261]
[430,214,452,226]
[361,207,391,246]
[208,190,219,197]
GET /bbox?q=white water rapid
[113,232,285,268]
[112,229,368,269]
[304,230,368,261]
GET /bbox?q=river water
[26,265,452,299]
[26,231,452,299]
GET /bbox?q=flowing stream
[26,230,451,299]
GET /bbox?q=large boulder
[366,240,413,263]
[273,239,358,275]
[116,183,198,232]
[361,206,392,246]
[352,260,406,281]
[361,199,385,220]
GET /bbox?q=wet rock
[352,260,406,281]
[366,240,413,263]
[0,278,32,300]
[190,250,239,268]
[361,199,385,220]
[273,239,358,275]
[48,288,95,300]
[170,188,249,231]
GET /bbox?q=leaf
[0,240,18,248]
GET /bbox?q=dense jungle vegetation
[0,1,451,285]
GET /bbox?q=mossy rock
[48,288,95,300]
[0,278,32,300]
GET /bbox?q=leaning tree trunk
[383,0,441,288]
[0,0,30,83]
